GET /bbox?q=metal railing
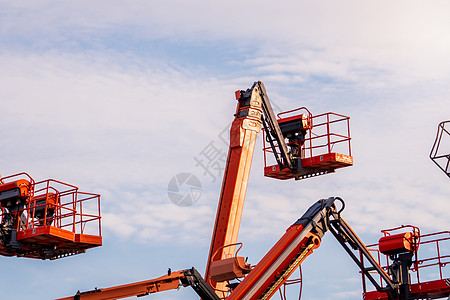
[263,110,352,168]
[361,227,450,294]
[430,120,450,178]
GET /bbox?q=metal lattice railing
[430,120,450,178]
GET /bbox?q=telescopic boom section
[57,268,220,300]
[57,271,185,300]
[204,82,265,294]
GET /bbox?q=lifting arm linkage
[183,268,221,300]
[326,201,399,299]
[256,81,293,171]
[227,197,400,300]
[227,197,335,300]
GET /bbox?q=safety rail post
[327,113,331,154]
[360,250,367,295]
[28,200,34,230]
[71,190,75,233]
[44,185,49,227]
[97,193,101,236]
[372,248,385,290]
[359,245,391,295]
[437,239,442,280]
[79,193,83,234]
[263,130,268,168]
[307,117,313,158]
[347,115,352,156]
[55,192,61,229]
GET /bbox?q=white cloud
[0,52,236,181]
[1,2,450,299]
[3,1,450,84]
[102,198,215,245]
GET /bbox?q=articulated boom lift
[58,82,450,300]
[205,81,352,295]
[61,196,450,300]
[362,225,450,300]
[0,172,102,260]
[60,81,354,300]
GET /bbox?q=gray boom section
[182,268,221,300]
[254,81,294,171]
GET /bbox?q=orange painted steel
[56,270,186,300]
[0,172,102,259]
[363,227,450,300]
[205,83,354,297]
[379,232,417,255]
[263,111,353,180]
[204,86,263,295]
[209,242,251,283]
[227,226,321,300]
[53,82,358,300]
[0,178,32,199]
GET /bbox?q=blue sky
[1,1,450,299]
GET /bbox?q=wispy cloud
[1,1,450,299]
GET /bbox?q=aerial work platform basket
[263,108,353,180]
[0,172,102,260]
[361,225,450,300]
